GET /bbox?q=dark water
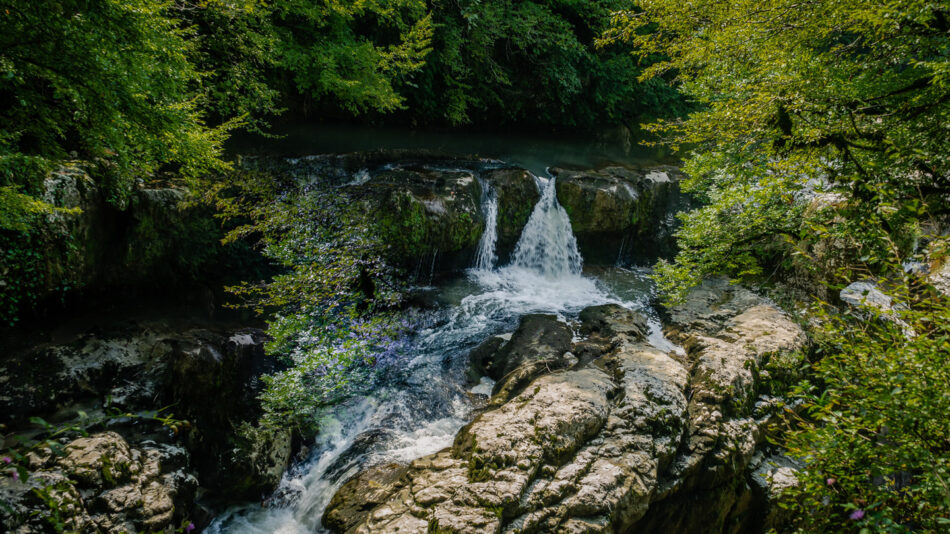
[226,122,673,176]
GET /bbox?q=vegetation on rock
[606,0,950,530]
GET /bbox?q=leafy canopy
[407,0,685,128]
[604,0,950,298]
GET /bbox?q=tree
[272,0,433,114]
[605,2,950,530]
[603,0,950,297]
[405,0,683,128]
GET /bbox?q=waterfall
[208,167,672,534]
[507,176,582,278]
[473,182,498,271]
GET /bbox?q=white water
[473,181,499,271]
[507,176,582,278]
[209,173,678,534]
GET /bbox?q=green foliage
[182,0,284,133]
[408,0,684,128]
[0,0,235,186]
[219,170,411,431]
[776,276,950,532]
[273,0,433,113]
[604,0,950,298]
[604,1,950,530]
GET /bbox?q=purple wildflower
[826,477,836,486]
[10,469,18,480]
[184,522,196,533]
[850,509,865,521]
[2,456,10,464]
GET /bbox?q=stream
[208,170,676,533]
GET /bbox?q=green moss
[371,189,482,265]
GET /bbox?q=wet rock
[2,432,197,534]
[485,314,572,380]
[552,165,689,264]
[328,283,807,534]
[323,463,411,532]
[479,315,575,404]
[242,154,542,277]
[482,168,541,262]
[578,304,649,344]
[467,335,508,386]
[163,329,293,498]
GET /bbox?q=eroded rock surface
[1,432,196,534]
[0,322,291,503]
[326,280,805,533]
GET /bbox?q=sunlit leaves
[220,170,410,431]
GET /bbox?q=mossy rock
[483,168,540,262]
[552,164,689,265]
[361,167,485,271]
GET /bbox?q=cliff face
[2,162,256,325]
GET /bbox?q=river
[210,130,677,533]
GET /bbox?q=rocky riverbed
[324,278,806,534]
[2,152,809,534]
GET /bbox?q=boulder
[467,314,576,405]
[577,304,649,343]
[485,314,573,380]
[327,282,806,533]
[552,165,690,264]
[1,432,197,534]
[929,260,950,297]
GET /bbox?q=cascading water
[508,176,582,277]
[209,170,677,534]
[473,181,498,271]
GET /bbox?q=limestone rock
[323,463,411,532]
[3,432,197,534]
[328,282,806,533]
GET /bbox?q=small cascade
[508,175,582,278]
[474,180,499,271]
